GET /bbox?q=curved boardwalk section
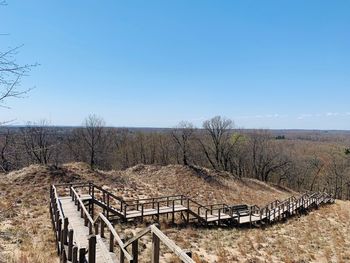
[49,183,335,263]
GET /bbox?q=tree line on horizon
[0,114,350,200]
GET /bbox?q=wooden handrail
[125,197,185,208]
[94,213,133,262]
[124,194,185,204]
[201,203,229,209]
[93,184,124,202]
[188,199,203,207]
[52,185,65,219]
[150,225,194,263]
[54,182,91,188]
[124,226,152,248]
[71,187,94,225]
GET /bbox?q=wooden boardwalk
[50,182,335,263]
[59,196,116,263]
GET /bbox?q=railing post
[72,246,78,263]
[172,200,175,224]
[68,230,74,261]
[107,194,110,219]
[132,239,139,263]
[60,229,65,257]
[249,210,252,227]
[100,220,105,238]
[91,187,95,218]
[119,234,125,263]
[88,235,96,263]
[89,222,93,235]
[124,204,127,219]
[95,221,99,235]
[55,210,59,230]
[141,204,144,223]
[109,230,114,252]
[63,218,69,245]
[186,198,190,223]
[62,247,68,263]
[49,201,54,229]
[151,226,160,263]
[157,202,160,222]
[79,248,85,263]
[57,218,62,243]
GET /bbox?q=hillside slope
[0,163,347,263]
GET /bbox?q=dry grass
[159,201,350,263]
[0,163,349,262]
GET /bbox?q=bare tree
[171,121,195,166]
[113,128,131,169]
[0,128,12,171]
[158,133,172,165]
[223,132,248,177]
[248,130,290,182]
[308,156,325,191]
[68,115,109,169]
[1,2,37,107]
[21,120,54,165]
[0,46,35,106]
[0,2,37,126]
[325,151,349,199]
[201,116,233,170]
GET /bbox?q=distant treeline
[1,115,350,200]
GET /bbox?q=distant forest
[1,115,350,200]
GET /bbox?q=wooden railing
[121,195,189,222]
[94,213,134,262]
[115,223,194,263]
[92,213,195,263]
[74,183,335,226]
[149,224,194,263]
[51,183,335,263]
[50,185,91,263]
[66,185,194,263]
[71,186,95,235]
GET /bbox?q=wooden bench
[225,205,251,216]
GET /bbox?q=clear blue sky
[1,1,349,129]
